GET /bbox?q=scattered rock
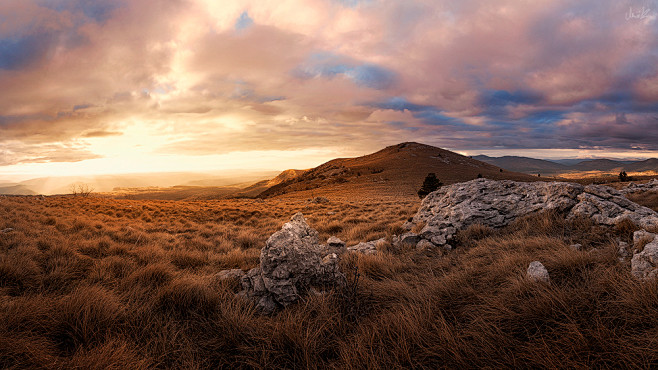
[327,236,345,248]
[618,241,631,261]
[239,213,344,313]
[396,232,421,246]
[631,230,658,280]
[402,221,414,231]
[620,179,658,194]
[324,236,347,255]
[347,238,384,255]
[1,228,14,233]
[527,261,550,283]
[310,197,330,204]
[416,239,435,251]
[570,243,582,251]
[216,269,246,281]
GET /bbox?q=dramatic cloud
[1,0,657,177]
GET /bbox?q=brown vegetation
[1,193,658,368]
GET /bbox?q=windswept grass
[0,193,657,368]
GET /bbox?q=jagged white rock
[237,213,344,313]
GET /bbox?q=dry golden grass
[1,193,658,368]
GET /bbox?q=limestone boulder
[238,213,345,313]
[409,178,658,249]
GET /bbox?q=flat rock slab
[411,178,658,248]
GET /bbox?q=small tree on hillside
[619,171,629,182]
[418,173,443,199]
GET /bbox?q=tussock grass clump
[2,194,658,367]
[49,286,126,355]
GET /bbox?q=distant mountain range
[473,155,658,175]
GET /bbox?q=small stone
[347,239,383,255]
[327,236,345,248]
[402,221,414,231]
[216,269,246,281]
[416,239,435,251]
[1,228,14,233]
[618,241,631,261]
[527,261,550,283]
[396,232,420,246]
[569,243,582,251]
[310,197,330,204]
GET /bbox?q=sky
[1,0,658,180]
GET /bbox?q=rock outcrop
[347,238,384,255]
[409,178,658,249]
[527,261,550,283]
[237,213,345,313]
[620,179,658,195]
[631,230,658,280]
[569,185,658,229]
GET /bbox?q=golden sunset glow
[1,0,657,183]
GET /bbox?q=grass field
[1,191,658,368]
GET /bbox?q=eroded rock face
[412,179,584,247]
[620,179,658,195]
[410,178,658,248]
[237,213,344,313]
[631,231,658,280]
[569,185,658,229]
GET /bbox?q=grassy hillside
[2,191,658,368]
[259,142,538,199]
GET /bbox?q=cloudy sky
[1,0,657,179]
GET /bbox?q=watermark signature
[625,6,653,20]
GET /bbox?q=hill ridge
[258,142,538,199]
